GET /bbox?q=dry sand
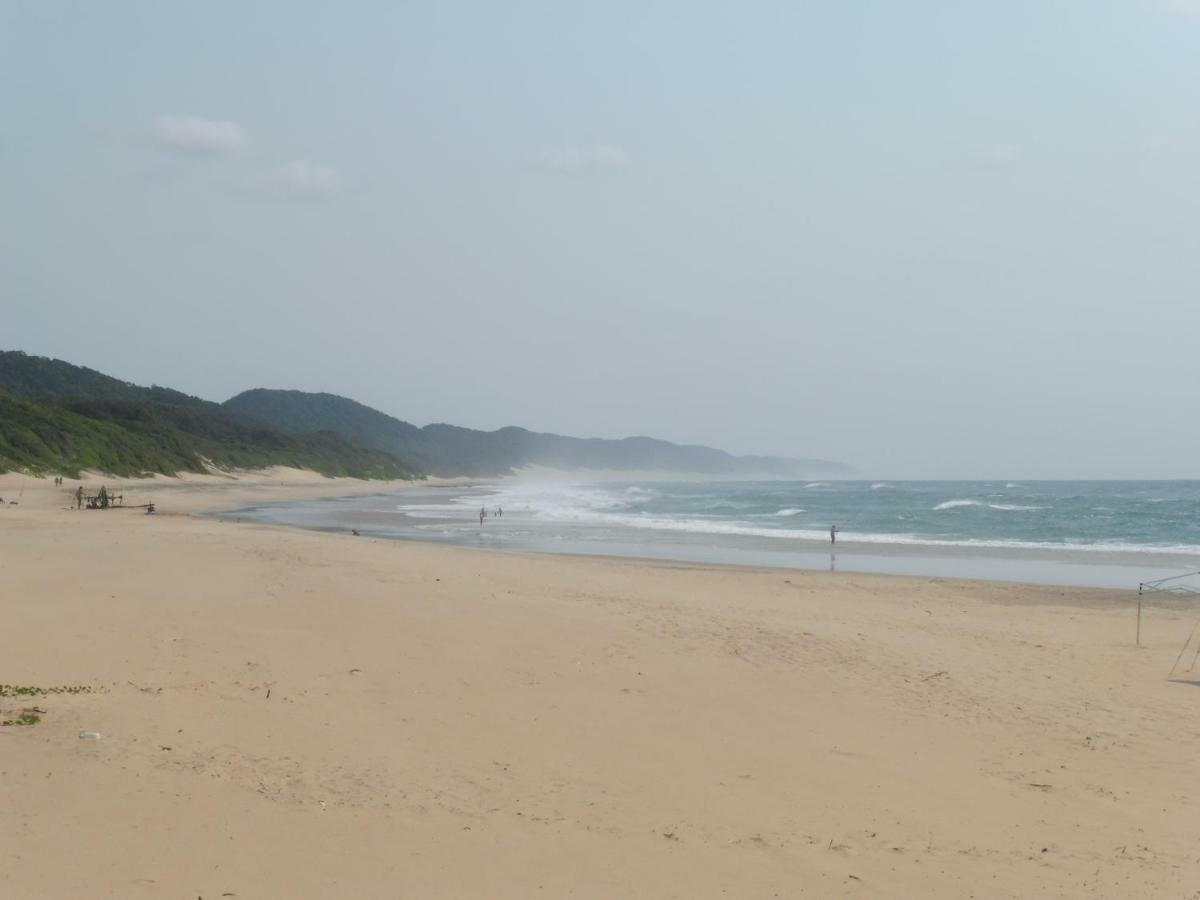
[1,470,1198,898]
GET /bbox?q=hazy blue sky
[4,2,1199,478]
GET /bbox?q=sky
[3,1,1200,479]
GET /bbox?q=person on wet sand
[830,524,838,545]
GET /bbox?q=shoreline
[6,469,1193,591]
[2,466,1145,603]
[207,481,1200,592]
[3,470,1199,896]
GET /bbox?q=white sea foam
[870,483,888,490]
[260,480,1200,563]
[934,499,980,510]
[933,499,1042,512]
[444,483,1182,554]
[624,486,656,497]
[804,482,828,488]
[491,498,1200,555]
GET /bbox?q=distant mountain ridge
[0,349,854,479]
[223,388,856,478]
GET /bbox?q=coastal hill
[0,350,854,479]
[223,388,855,479]
[0,351,413,479]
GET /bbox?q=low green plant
[1,710,41,727]
[0,684,94,697]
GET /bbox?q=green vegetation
[0,684,94,696]
[1,711,42,727]
[0,685,93,727]
[0,391,187,477]
[0,351,418,479]
[0,349,853,479]
[0,352,181,406]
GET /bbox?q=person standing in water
[479,507,486,526]
[830,524,837,545]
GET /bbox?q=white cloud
[152,115,247,155]
[254,160,343,200]
[536,143,630,173]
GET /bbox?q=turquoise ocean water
[222,480,1200,589]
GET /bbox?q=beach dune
[1,471,1197,898]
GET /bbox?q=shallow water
[212,479,1200,591]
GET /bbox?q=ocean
[219,479,1200,590]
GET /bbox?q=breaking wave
[236,478,1200,574]
[934,499,1043,512]
[934,499,980,510]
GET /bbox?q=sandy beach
[2,470,1198,898]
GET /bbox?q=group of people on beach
[479,506,502,525]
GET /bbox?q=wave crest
[934,499,1042,512]
[934,499,979,510]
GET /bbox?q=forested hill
[0,350,854,480]
[224,388,856,479]
[0,351,415,479]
